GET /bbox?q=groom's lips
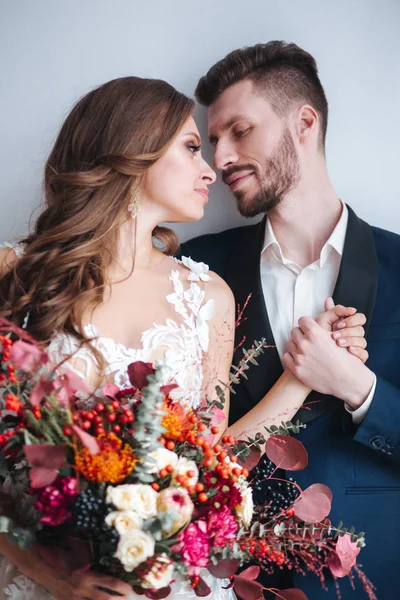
[224,170,255,191]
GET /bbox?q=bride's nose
[200,158,216,185]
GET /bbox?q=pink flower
[207,506,238,547]
[35,477,79,526]
[10,341,48,372]
[175,520,210,575]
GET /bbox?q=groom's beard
[233,127,300,218]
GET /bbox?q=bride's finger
[324,296,335,311]
[336,336,367,349]
[332,326,365,340]
[332,312,367,331]
[285,340,299,362]
[348,346,369,363]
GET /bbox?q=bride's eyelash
[188,144,201,154]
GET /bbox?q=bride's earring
[128,190,140,219]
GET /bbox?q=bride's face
[141,116,216,223]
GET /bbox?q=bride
[0,77,367,600]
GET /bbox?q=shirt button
[370,435,386,450]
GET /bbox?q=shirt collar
[261,201,349,267]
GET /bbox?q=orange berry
[211,427,220,435]
[198,492,208,503]
[159,469,168,478]
[166,464,174,473]
[233,467,242,476]
[198,423,206,432]
[166,440,175,450]
[228,435,235,444]
[203,458,213,468]
[186,470,195,478]
[151,482,160,491]
[214,444,222,453]
[195,482,205,492]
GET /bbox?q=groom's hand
[316,298,368,362]
[283,317,375,409]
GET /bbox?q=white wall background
[1,0,399,243]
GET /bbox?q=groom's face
[208,79,300,217]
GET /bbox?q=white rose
[171,457,199,487]
[235,485,254,526]
[157,487,194,537]
[105,510,143,535]
[146,448,178,474]
[107,484,158,518]
[141,553,175,590]
[114,530,155,572]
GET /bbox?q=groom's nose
[213,141,239,171]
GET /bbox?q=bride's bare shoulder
[0,247,19,277]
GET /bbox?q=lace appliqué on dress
[46,257,215,411]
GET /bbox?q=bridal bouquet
[0,318,375,599]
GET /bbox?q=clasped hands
[283,297,375,410]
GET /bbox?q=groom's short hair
[195,41,328,147]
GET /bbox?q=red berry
[112,424,121,434]
[96,403,105,413]
[106,413,117,423]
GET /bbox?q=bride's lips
[224,171,255,191]
[195,188,209,203]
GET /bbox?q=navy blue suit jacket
[180,206,400,599]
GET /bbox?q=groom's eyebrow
[208,115,248,144]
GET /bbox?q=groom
[182,41,400,599]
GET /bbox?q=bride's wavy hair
[0,77,194,352]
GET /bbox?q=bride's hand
[315,297,368,363]
[283,316,375,407]
[44,569,134,600]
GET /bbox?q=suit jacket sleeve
[351,375,400,461]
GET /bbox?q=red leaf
[102,383,120,399]
[128,361,155,389]
[61,368,92,394]
[293,483,332,523]
[236,440,262,471]
[207,558,240,579]
[30,378,54,406]
[10,340,48,372]
[29,466,58,488]
[160,383,179,396]
[274,589,308,600]
[238,565,260,580]
[328,534,361,577]
[233,576,264,600]
[265,435,308,471]
[71,426,100,455]
[193,577,212,597]
[145,587,172,599]
[24,444,66,469]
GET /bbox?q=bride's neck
[108,217,160,278]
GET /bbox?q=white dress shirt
[260,202,376,424]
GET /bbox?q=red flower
[207,506,238,547]
[174,520,210,576]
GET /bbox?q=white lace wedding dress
[0,243,236,600]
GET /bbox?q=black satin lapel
[225,218,283,405]
[332,206,378,334]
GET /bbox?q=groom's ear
[296,105,319,144]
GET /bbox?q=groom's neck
[267,167,342,268]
